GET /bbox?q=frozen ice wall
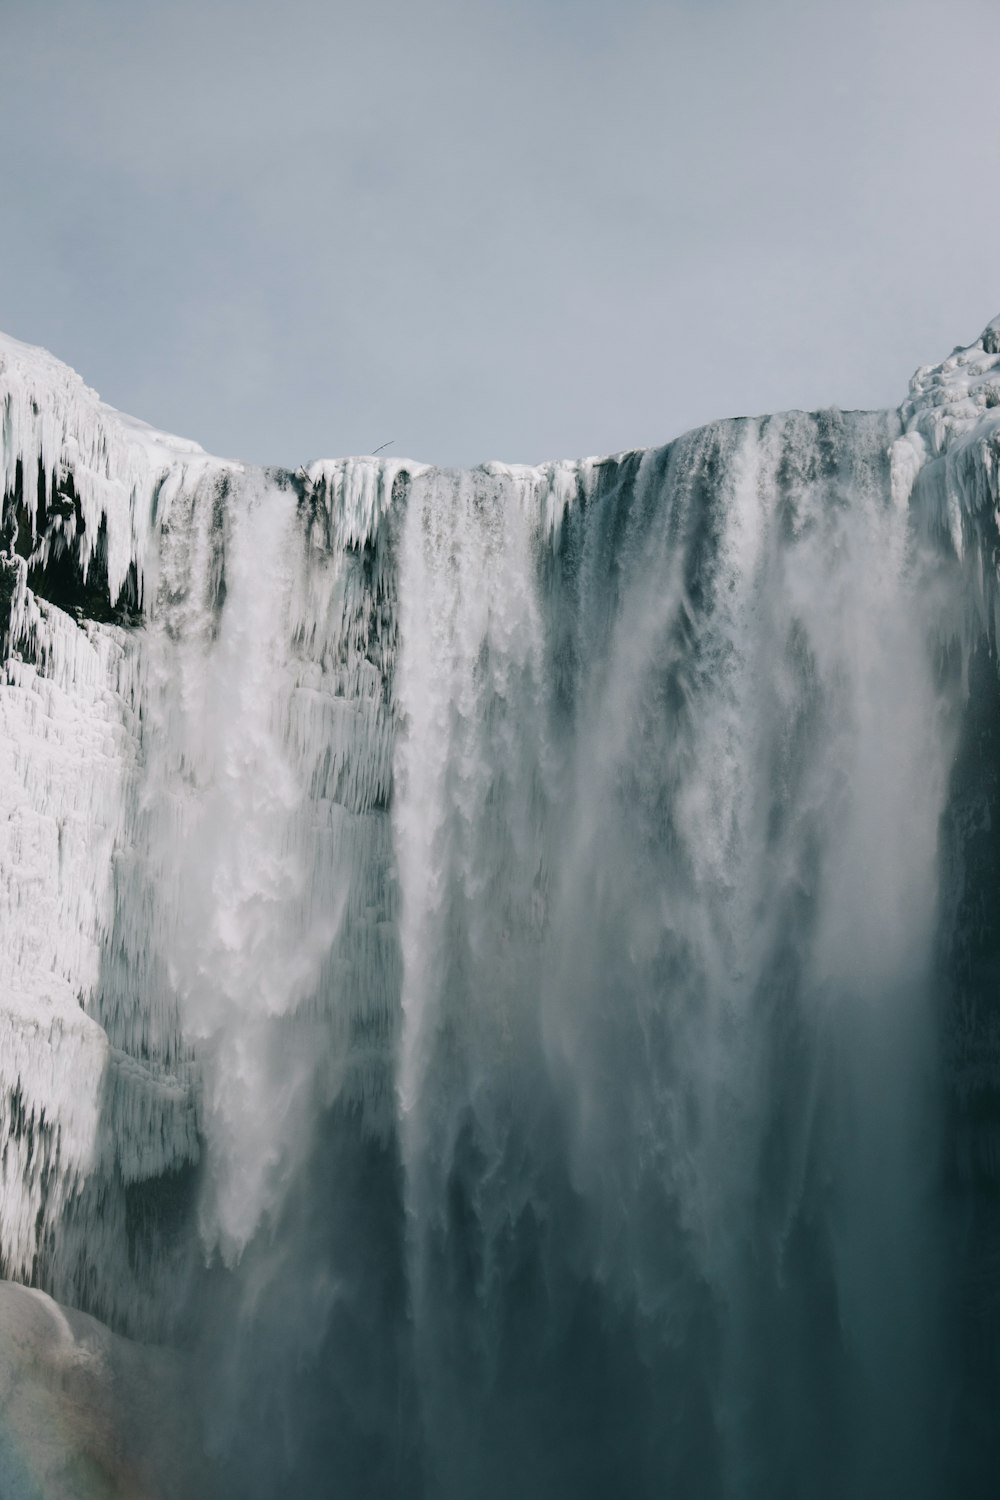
[0,334,409,1335]
[4,322,1000,1496]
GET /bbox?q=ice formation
[3,319,1000,1496]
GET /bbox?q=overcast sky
[3,0,1000,469]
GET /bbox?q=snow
[0,1279,208,1500]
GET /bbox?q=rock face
[4,321,1000,1497]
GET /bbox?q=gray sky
[3,0,1000,469]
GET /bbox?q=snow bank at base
[0,1279,210,1500]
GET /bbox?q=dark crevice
[2,458,142,629]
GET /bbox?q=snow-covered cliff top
[5,314,1000,611]
[0,331,228,605]
[902,317,1000,455]
[0,331,438,601]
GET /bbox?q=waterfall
[3,322,1000,1496]
[393,413,958,1498]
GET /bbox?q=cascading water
[2,323,1000,1498]
[393,414,960,1500]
